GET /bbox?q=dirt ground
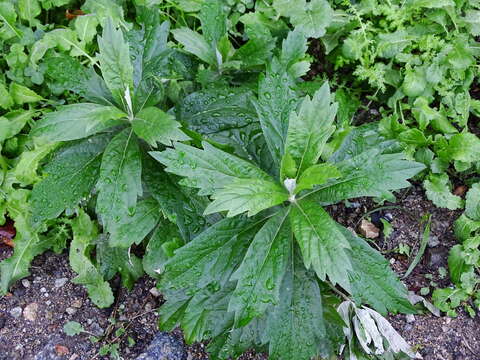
[1,185,479,360]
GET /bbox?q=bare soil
[1,186,479,359]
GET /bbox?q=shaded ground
[1,185,479,359]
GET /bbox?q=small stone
[136,332,186,360]
[428,235,440,248]
[21,279,31,288]
[55,344,69,356]
[45,311,53,320]
[406,314,415,323]
[358,219,380,239]
[404,324,413,332]
[89,322,104,336]
[55,278,68,288]
[389,258,396,265]
[119,315,128,321]
[71,299,83,308]
[145,302,153,311]
[69,354,79,360]
[40,287,47,293]
[23,303,38,321]
[10,307,22,318]
[149,287,160,297]
[445,317,452,324]
[65,307,77,315]
[87,319,93,325]
[45,300,51,306]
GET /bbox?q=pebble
[71,299,83,308]
[40,287,47,293]
[145,302,153,311]
[428,247,447,267]
[89,322,104,336]
[33,335,89,360]
[23,303,39,321]
[65,307,77,315]
[358,219,380,239]
[54,345,69,356]
[149,287,160,297]
[428,235,440,248]
[10,307,23,319]
[406,314,415,323]
[22,279,31,288]
[136,332,186,360]
[54,278,68,288]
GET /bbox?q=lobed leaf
[96,128,142,232]
[265,251,330,360]
[132,107,189,147]
[32,103,126,142]
[281,83,337,179]
[204,179,288,217]
[30,134,111,225]
[150,142,273,196]
[69,211,114,308]
[229,209,291,326]
[109,197,161,248]
[290,199,352,289]
[98,19,134,106]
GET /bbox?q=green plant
[316,0,480,210]
[150,43,424,358]
[433,183,480,317]
[0,12,202,305]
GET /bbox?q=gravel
[136,332,187,360]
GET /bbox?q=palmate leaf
[30,134,111,225]
[281,83,337,179]
[228,209,291,326]
[32,103,126,142]
[150,142,273,196]
[204,179,288,217]
[264,251,330,360]
[290,199,352,289]
[96,128,142,232]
